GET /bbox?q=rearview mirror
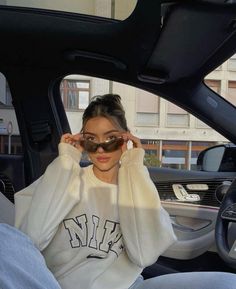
[197,144,236,172]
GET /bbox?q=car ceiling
[1,0,236,143]
[0,1,235,75]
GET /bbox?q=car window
[1,0,137,20]
[59,74,229,170]
[204,55,236,108]
[0,72,22,155]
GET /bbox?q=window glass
[228,54,236,71]
[0,72,22,154]
[136,113,159,126]
[227,81,236,106]
[167,102,186,114]
[141,139,160,167]
[0,73,12,106]
[191,141,217,170]
[195,119,210,129]
[162,141,188,169]
[79,91,90,109]
[204,79,221,94]
[204,54,236,107]
[135,89,159,126]
[166,101,189,127]
[166,114,189,127]
[61,74,229,170]
[2,0,137,20]
[60,79,90,111]
[136,89,159,113]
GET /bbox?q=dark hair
[82,94,129,131]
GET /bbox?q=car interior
[0,0,236,279]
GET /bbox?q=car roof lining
[140,3,236,84]
[1,0,236,149]
[0,1,235,81]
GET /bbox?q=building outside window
[0,73,13,107]
[141,139,160,167]
[5,82,12,106]
[166,102,189,127]
[204,79,221,94]
[135,89,159,126]
[162,140,188,169]
[0,72,22,154]
[228,54,236,71]
[0,135,22,154]
[227,81,236,107]
[141,139,217,170]
[60,79,90,111]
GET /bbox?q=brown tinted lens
[101,138,124,152]
[80,138,124,153]
[80,140,99,152]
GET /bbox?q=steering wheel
[215,178,236,269]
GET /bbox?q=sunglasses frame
[80,137,124,153]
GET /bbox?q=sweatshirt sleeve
[118,148,177,268]
[14,143,82,251]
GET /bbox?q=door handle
[172,184,200,202]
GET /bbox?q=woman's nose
[97,145,105,153]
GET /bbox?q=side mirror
[197,144,236,172]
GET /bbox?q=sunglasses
[80,137,124,153]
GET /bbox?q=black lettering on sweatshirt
[89,215,100,249]
[63,214,88,247]
[63,215,124,257]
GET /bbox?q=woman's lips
[96,156,110,163]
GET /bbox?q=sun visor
[139,3,236,84]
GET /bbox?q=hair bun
[82,93,129,131]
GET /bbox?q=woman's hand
[121,132,142,153]
[60,133,84,152]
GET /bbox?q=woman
[14,93,175,289]
[10,94,236,289]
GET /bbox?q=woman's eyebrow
[83,130,119,135]
[83,132,96,135]
[104,130,119,135]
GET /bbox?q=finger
[72,133,84,152]
[60,133,73,143]
[124,133,142,148]
[121,138,128,153]
[68,133,82,145]
[73,133,82,141]
[121,133,129,142]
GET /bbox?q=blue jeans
[1,224,236,289]
[0,224,60,289]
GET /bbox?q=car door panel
[162,202,217,259]
[148,167,236,260]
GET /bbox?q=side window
[166,102,189,127]
[60,75,228,171]
[135,88,159,126]
[60,75,109,134]
[0,72,22,155]
[0,72,24,199]
[60,79,90,111]
[205,56,236,107]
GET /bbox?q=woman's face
[82,116,124,177]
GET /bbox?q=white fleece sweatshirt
[14,143,176,289]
